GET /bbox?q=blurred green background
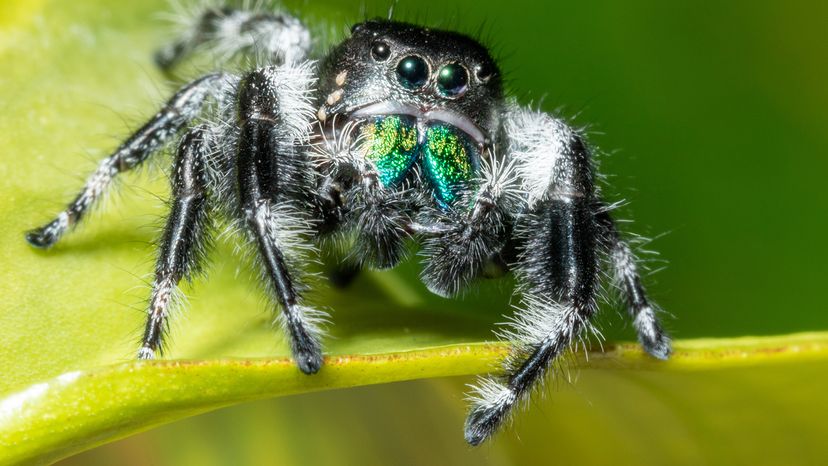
[2,0,826,464]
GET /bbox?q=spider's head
[318,21,504,208]
[318,20,503,147]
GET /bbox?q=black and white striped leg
[25,73,229,249]
[595,207,671,359]
[245,197,323,374]
[156,4,311,72]
[465,194,600,446]
[239,130,323,374]
[139,125,214,359]
[237,70,323,374]
[464,108,603,445]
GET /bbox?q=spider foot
[284,306,326,375]
[137,346,156,360]
[634,310,672,360]
[293,345,323,375]
[464,380,516,446]
[24,218,65,249]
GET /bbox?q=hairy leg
[236,65,325,374]
[465,109,601,445]
[25,73,230,248]
[156,3,311,72]
[466,195,600,445]
[595,206,671,359]
[139,125,214,359]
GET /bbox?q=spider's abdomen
[358,115,479,208]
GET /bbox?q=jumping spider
[25,4,671,445]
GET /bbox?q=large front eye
[396,55,429,89]
[437,63,469,97]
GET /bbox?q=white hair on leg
[503,105,580,209]
[260,60,318,143]
[274,303,329,349]
[159,0,312,67]
[465,376,517,415]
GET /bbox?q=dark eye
[437,63,469,97]
[474,63,494,83]
[396,55,429,89]
[371,41,390,61]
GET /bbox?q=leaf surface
[1,2,826,465]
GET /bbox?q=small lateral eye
[396,55,429,89]
[474,63,494,83]
[437,63,469,97]
[371,41,391,61]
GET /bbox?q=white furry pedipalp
[308,115,367,172]
[476,146,523,210]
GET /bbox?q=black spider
[24,4,671,446]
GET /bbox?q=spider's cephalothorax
[314,19,507,279]
[25,4,671,446]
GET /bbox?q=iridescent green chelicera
[422,123,476,206]
[360,117,478,207]
[360,116,418,187]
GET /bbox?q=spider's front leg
[139,125,215,359]
[236,65,325,374]
[464,109,671,444]
[464,111,603,445]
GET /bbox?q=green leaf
[4,335,828,465]
[1,1,826,465]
